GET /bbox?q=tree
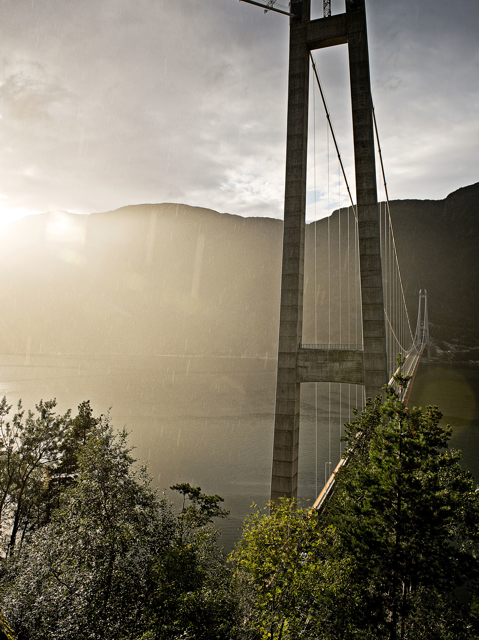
[0,397,72,555]
[0,611,14,640]
[232,364,479,640]
[325,371,479,639]
[55,399,100,475]
[171,482,229,531]
[232,499,351,640]
[41,400,101,520]
[1,418,175,640]
[141,483,235,640]
[1,419,236,640]
[0,398,103,555]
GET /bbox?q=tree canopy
[324,379,479,639]
[232,370,479,639]
[232,499,351,639]
[1,383,479,640]
[0,401,236,640]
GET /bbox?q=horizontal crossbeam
[297,348,365,385]
[307,13,347,50]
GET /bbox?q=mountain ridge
[0,181,477,361]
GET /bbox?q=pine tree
[326,364,479,639]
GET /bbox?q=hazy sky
[0,0,477,230]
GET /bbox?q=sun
[0,206,88,245]
[0,205,42,234]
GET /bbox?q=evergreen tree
[0,397,73,554]
[233,364,479,639]
[326,368,479,639]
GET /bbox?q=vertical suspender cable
[338,163,342,457]
[327,122,332,485]
[347,205,351,429]
[313,77,318,499]
[373,104,414,352]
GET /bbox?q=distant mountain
[0,205,283,358]
[0,182,477,361]
[388,182,479,360]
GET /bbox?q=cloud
[0,0,477,219]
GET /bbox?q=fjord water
[0,353,278,547]
[0,353,477,549]
[407,362,479,482]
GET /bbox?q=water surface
[0,354,476,549]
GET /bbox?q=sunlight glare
[0,205,42,234]
[45,211,86,245]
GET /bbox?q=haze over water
[1,187,479,549]
[1,352,477,549]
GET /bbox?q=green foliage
[0,404,235,640]
[0,398,105,556]
[139,483,235,639]
[232,363,479,639]
[0,397,73,554]
[232,499,351,639]
[39,400,101,526]
[2,380,479,640]
[171,482,229,531]
[325,370,479,639]
[144,526,236,640]
[1,416,174,640]
[55,399,100,476]
[0,611,15,640]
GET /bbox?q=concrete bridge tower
[271,0,388,502]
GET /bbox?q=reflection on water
[0,354,477,549]
[0,354,277,549]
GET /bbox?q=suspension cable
[310,52,357,219]
[372,103,414,343]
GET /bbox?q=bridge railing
[300,343,363,350]
[314,289,430,512]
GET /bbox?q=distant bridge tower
[271,0,388,502]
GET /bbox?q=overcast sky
[0,0,477,230]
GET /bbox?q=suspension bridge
[238,0,430,504]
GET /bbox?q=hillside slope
[0,182,477,360]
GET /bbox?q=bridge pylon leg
[346,1,388,400]
[270,0,310,504]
